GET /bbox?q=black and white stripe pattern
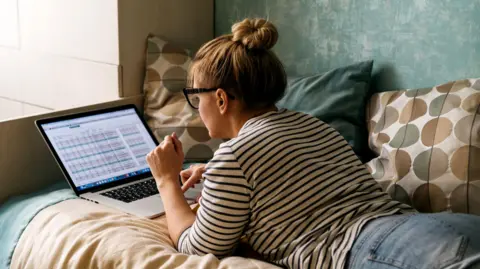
[178,109,413,269]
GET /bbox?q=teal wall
[215,0,480,91]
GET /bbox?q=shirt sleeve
[177,144,251,258]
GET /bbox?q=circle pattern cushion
[366,78,480,214]
[143,36,223,160]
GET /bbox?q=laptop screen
[38,107,157,191]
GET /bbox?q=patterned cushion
[143,36,223,161]
[366,78,480,214]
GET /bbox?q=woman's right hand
[180,164,206,192]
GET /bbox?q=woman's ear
[216,88,229,114]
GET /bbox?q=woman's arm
[147,134,196,246]
[157,177,197,246]
[177,145,251,258]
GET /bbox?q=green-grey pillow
[277,60,373,162]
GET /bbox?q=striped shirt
[178,109,413,269]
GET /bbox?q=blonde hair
[189,18,287,110]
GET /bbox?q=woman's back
[178,108,413,269]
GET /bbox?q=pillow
[143,36,223,161]
[366,78,480,214]
[277,61,374,162]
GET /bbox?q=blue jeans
[346,213,480,269]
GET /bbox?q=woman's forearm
[157,176,196,247]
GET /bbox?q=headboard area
[215,0,480,91]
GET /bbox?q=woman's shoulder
[227,109,327,150]
[240,108,324,133]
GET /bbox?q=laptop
[35,104,202,218]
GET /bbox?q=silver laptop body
[36,104,201,218]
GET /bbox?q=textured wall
[215,0,480,91]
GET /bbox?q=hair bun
[231,18,278,50]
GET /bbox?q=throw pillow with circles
[366,78,480,214]
[143,35,223,161]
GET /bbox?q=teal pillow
[277,60,373,162]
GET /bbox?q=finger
[180,169,192,178]
[146,150,156,161]
[192,168,204,181]
[181,175,200,192]
[171,132,184,156]
[162,136,174,150]
[180,170,192,184]
[182,169,202,190]
[189,164,204,171]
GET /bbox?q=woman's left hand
[146,132,184,188]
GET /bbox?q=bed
[1,1,479,269]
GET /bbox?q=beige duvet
[11,199,280,269]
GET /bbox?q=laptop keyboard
[100,178,158,203]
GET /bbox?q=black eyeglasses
[183,88,236,109]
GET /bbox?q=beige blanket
[11,199,280,269]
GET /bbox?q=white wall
[0,0,19,48]
[0,0,121,121]
[0,0,214,122]
[19,0,119,64]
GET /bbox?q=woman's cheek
[197,103,208,125]
[197,100,204,116]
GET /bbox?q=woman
[146,18,480,269]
